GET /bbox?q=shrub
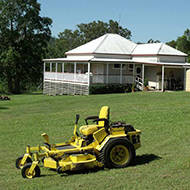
[89,84,132,94]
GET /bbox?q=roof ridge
[157,42,164,54]
[131,44,138,54]
[93,34,109,53]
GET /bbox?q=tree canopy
[46,20,132,58]
[147,39,160,43]
[0,0,52,93]
[167,29,190,62]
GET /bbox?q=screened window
[57,63,62,72]
[45,63,50,72]
[128,64,133,72]
[70,63,74,73]
[52,63,56,72]
[84,64,88,73]
[113,64,126,69]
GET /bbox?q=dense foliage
[167,29,190,62]
[89,84,133,94]
[0,0,52,93]
[45,20,132,58]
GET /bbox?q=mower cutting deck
[16,106,141,179]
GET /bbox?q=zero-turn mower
[16,106,141,179]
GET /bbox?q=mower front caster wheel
[21,163,41,179]
[16,156,32,169]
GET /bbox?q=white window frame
[112,64,126,70]
[128,64,134,72]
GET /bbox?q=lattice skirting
[43,81,89,95]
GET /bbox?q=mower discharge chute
[16,106,141,179]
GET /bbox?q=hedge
[89,84,132,94]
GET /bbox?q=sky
[38,0,190,43]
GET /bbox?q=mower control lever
[75,114,80,124]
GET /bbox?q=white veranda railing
[44,72,89,85]
[44,72,134,85]
[135,76,143,90]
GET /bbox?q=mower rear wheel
[100,138,135,168]
[16,156,32,169]
[21,163,41,179]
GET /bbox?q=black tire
[99,138,135,168]
[21,163,41,179]
[16,156,32,169]
[57,166,64,174]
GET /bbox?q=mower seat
[79,106,110,136]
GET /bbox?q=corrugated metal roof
[66,33,137,55]
[43,56,190,67]
[91,58,189,66]
[43,56,94,62]
[65,34,187,57]
[159,43,187,56]
[132,43,187,56]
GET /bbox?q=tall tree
[0,0,52,93]
[46,20,131,58]
[147,39,160,43]
[166,40,176,48]
[167,29,190,63]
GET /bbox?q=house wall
[158,55,186,63]
[94,54,131,59]
[145,66,184,90]
[132,55,186,64]
[186,69,190,91]
[91,63,134,75]
[132,56,158,62]
[90,62,134,84]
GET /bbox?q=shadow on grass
[22,92,43,95]
[58,154,161,177]
[0,106,9,110]
[40,174,57,178]
[132,153,162,166]
[60,167,104,177]
[38,154,162,178]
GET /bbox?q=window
[64,63,71,73]
[52,63,56,72]
[70,63,74,73]
[136,67,141,74]
[113,64,126,69]
[76,63,88,74]
[57,63,62,72]
[84,64,88,73]
[128,64,133,72]
[45,63,50,72]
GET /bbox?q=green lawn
[0,92,190,190]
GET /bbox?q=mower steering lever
[85,116,99,125]
[75,114,80,124]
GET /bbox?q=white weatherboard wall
[132,56,158,63]
[186,69,190,91]
[158,56,186,63]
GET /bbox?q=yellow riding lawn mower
[16,106,141,179]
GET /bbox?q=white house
[43,33,190,95]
